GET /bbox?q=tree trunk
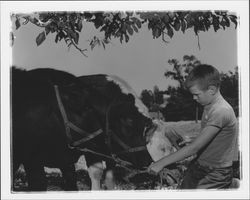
[195,105,198,123]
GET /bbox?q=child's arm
[147,125,220,173]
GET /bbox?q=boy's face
[189,84,214,106]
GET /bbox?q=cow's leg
[24,163,47,191]
[104,169,115,190]
[61,164,78,191]
[88,162,104,190]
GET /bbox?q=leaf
[125,34,129,43]
[154,28,161,38]
[15,18,21,30]
[194,26,198,35]
[229,15,237,29]
[90,41,94,50]
[121,23,126,33]
[131,17,141,28]
[83,12,93,19]
[213,23,220,32]
[174,20,181,31]
[126,24,133,36]
[115,31,121,37]
[148,21,152,30]
[67,41,72,49]
[215,11,221,15]
[77,19,83,32]
[36,31,46,46]
[131,17,137,22]
[100,25,107,32]
[57,31,65,41]
[73,32,79,44]
[103,38,109,44]
[167,25,173,38]
[223,16,230,27]
[204,19,210,31]
[132,24,138,33]
[212,15,220,32]
[181,20,186,33]
[139,12,148,20]
[185,14,193,28]
[198,23,206,32]
[55,34,59,43]
[120,34,123,43]
[163,14,170,25]
[93,19,102,29]
[67,29,79,44]
[220,20,226,30]
[97,38,100,46]
[135,18,141,28]
[10,31,14,46]
[126,11,133,16]
[45,25,51,35]
[101,41,105,49]
[30,17,39,24]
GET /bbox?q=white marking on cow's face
[106,75,150,118]
[146,120,177,162]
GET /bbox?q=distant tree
[153,86,164,105]
[220,67,239,116]
[164,55,201,89]
[11,11,238,56]
[140,86,165,112]
[140,89,154,109]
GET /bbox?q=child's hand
[178,135,197,146]
[147,161,164,174]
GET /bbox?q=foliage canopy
[11,11,237,56]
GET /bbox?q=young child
[147,64,238,189]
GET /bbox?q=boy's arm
[147,125,220,173]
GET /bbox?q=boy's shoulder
[206,95,236,124]
[202,95,237,130]
[208,95,233,112]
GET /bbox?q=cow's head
[108,99,154,169]
[77,74,154,169]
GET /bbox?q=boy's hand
[178,135,197,146]
[147,161,164,174]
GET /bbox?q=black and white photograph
[1,1,249,199]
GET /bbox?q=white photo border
[1,1,249,199]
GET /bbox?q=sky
[11,13,238,95]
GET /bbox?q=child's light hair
[185,64,221,91]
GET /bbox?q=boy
[147,64,238,189]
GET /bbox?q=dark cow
[12,67,103,191]
[12,67,184,191]
[12,68,155,191]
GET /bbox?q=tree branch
[66,38,88,57]
[197,34,201,50]
[162,31,169,44]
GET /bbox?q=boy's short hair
[185,64,221,90]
